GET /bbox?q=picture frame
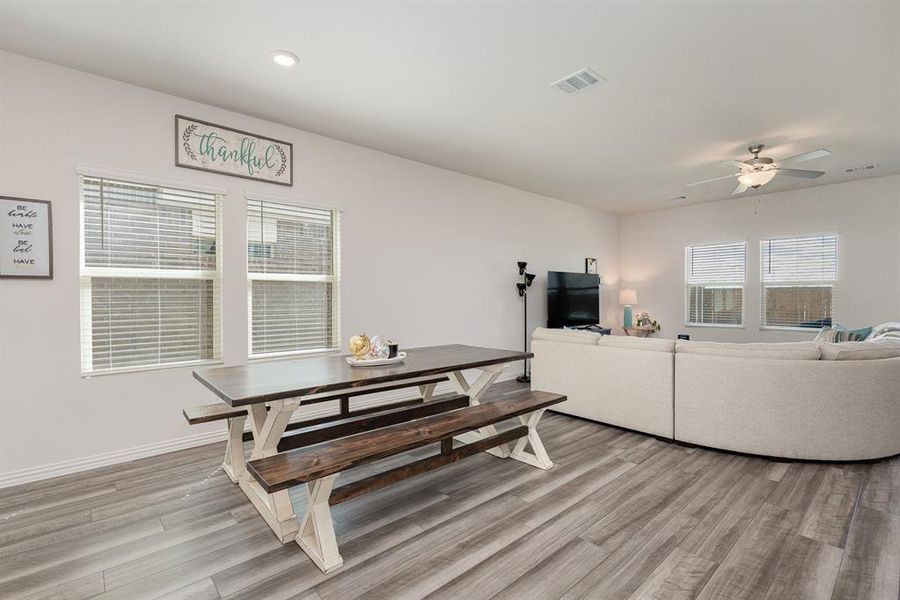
[585,257,597,274]
[0,196,53,279]
[175,115,293,186]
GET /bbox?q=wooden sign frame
[175,115,293,186]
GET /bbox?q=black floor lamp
[516,261,536,383]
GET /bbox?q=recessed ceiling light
[270,50,299,68]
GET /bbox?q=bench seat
[185,375,448,426]
[247,389,566,493]
[183,403,247,425]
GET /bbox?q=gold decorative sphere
[348,334,371,358]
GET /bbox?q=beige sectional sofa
[531,328,900,460]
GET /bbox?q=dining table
[191,344,533,544]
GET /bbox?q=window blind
[685,242,745,326]
[80,176,221,374]
[247,198,340,357]
[761,235,837,282]
[761,235,837,329]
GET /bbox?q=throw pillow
[868,322,900,339]
[814,326,872,343]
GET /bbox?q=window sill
[683,323,745,329]
[82,358,224,378]
[759,326,822,333]
[249,348,341,362]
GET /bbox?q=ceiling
[1,1,898,213]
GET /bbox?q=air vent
[845,163,877,174]
[551,68,606,94]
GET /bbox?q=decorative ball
[348,334,371,358]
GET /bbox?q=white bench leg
[239,399,302,542]
[448,366,510,458]
[296,474,343,573]
[222,415,248,483]
[509,409,553,470]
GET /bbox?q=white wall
[0,52,619,481]
[618,176,900,342]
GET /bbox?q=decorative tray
[345,352,406,367]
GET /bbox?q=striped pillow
[815,326,873,343]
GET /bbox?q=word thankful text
[196,133,277,176]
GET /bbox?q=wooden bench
[246,389,566,572]
[183,376,451,482]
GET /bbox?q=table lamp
[619,289,637,328]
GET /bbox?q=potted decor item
[636,312,661,331]
[346,333,405,367]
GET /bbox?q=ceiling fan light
[737,170,777,188]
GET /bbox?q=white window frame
[684,241,746,328]
[759,234,838,332]
[78,169,223,376]
[246,193,342,360]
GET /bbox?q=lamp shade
[619,289,638,305]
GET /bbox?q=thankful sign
[175,115,293,186]
[0,197,53,279]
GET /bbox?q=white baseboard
[0,366,522,490]
[0,429,227,490]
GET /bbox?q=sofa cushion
[819,337,900,361]
[531,327,602,345]
[597,335,675,353]
[815,326,872,343]
[675,340,820,360]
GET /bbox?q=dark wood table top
[193,344,531,407]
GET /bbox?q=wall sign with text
[0,196,53,279]
[175,115,293,186]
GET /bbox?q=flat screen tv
[547,271,600,328]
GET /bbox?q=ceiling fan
[687,144,831,195]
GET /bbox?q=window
[760,235,837,329]
[247,198,340,357]
[79,175,221,375]
[685,242,746,326]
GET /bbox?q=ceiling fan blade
[777,168,825,179]
[732,181,749,194]
[778,149,831,166]
[719,159,750,170]
[685,173,739,187]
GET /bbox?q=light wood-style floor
[1,380,898,600]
